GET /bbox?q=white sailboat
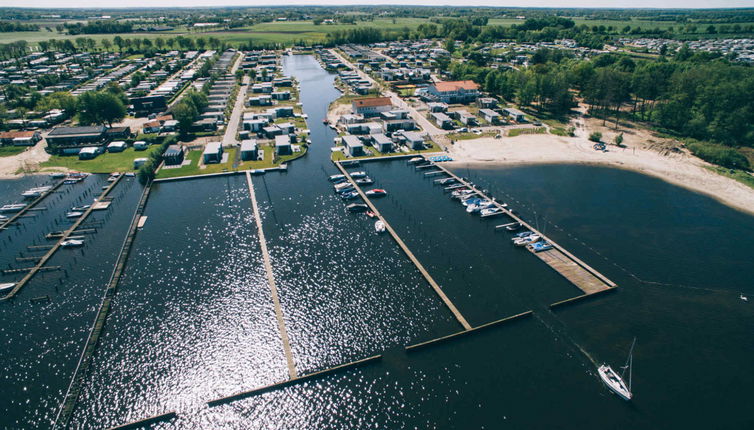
[598,338,636,401]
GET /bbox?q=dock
[245,171,297,379]
[334,161,472,331]
[0,179,65,231]
[54,179,152,429]
[1,176,123,302]
[428,162,616,297]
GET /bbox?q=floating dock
[245,171,297,379]
[1,176,123,301]
[428,162,616,298]
[54,179,151,429]
[334,160,472,331]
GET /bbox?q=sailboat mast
[623,337,636,390]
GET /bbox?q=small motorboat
[528,241,553,253]
[466,200,494,213]
[22,186,52,198]
[451,189,473,199]
[374,220,386,234]
[514,235,540,246]
[334,182,354,192]
[71,205,91,211]
[49,173,66,179]
[506,222,522,232]
[329,174,346,182]
[365,189,387,197]
[323,118,329,124]
[461,197,482,207]
[349,171,367,179]
[340,191,359,200]
[0,203,27,213]
[513,231,534,238]
[741,294,749,302]
[65,211,83,218]
[437,177,457,185]
[480,207,503,217]
[366,211,376,218]
[0,282,15,294]
[0,214,8,221]
[346,203,369,213]
[125,172,135,177]
[60,239,84,248]
[355,177,374,185]
[408,156,424,164]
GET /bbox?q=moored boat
[60,239,84,248]
[329,174,346,182]
[71,205,91,211]
[374,220,386,233]
[355,177,374,185]
[340,191,359,200]
[0,203,27,213]
[65,211,83,219]
[346,203,369,213]
[0,282,14,294]
[480,207,503,217]
[365,188,387,197]
[407,156,424,164]
[528,241,553,252]
[349,171,367,179]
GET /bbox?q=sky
[2,1,754,9]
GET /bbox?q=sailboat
[598,338,636,401]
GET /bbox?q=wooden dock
[54,179,151,429]
[106,411,177,430]
[245,171,297,379]
[429,162,616,296]
[334,161,472,331]
[1,176,123,301]
[0,179,65,231]
[206,309,532,407]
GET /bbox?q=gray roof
[47,125,106,137]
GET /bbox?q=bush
[589,132,602,142]
[686,142,750,170]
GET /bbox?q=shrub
[589,132,602,142]
[686,142,750,170]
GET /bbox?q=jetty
[427,161,616,299]
[1,175,123,301]
[54,179,152,429]
[0,179,65,231]
[334,160,472,330]
[245,171,297,379]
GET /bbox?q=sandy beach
[441,121,754,216]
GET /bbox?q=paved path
[222,75,249,147]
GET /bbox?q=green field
[0,18,427,48]
[40,146,161,173]
[0,146,29,157]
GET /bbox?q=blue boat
[529,241,553,253]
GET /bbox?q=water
[2,55,753,428]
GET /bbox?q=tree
[101,39,112,51]
[614,133,624,146]
[113,36,124,51]
[172,102,197,135]
[78,91,126,126]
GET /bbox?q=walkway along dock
[429,162,616,299]
[245,171,297,379]
[334,160,472,331]
[0,179,65,231]
[54,179,153,429]
[1,176,123,301]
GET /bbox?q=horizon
[3,1,754,11]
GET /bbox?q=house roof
[143,121,161,128]
[0,130,37,139]
[432,80,480,92]
[353,97,392,108]
[47,125,106,138]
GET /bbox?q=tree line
[0,21,38,32]
[449,48,753,169]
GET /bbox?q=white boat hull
[598,365,632,401]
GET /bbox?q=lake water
[1,54,752,429]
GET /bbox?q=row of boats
[329,171,388,233]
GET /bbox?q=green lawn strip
[40,146,162,173]
[0,146,29,157]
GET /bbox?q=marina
[0,52,752,429]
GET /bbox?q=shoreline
[441,133,754,217]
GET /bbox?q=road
[222,75,250,148]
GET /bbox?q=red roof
[0,130,37,139]
[433,80,480,92]
[353,97,392,108]
[143,121,161,129]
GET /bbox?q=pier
[0,179,64,231]
[245,171,297,379]
[334,160,472,330]
[54,179,152,429]
[1,175,123,301]
[428,161,616,297]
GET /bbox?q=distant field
[0,18,427,47]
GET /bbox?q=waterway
[1,54,752,429]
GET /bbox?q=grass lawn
[40,146,161,173]
[0,146,29,157]
[156,148,239,179]
[447,131,498,141]
[508,127,547,137]
[707,166,754,190]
